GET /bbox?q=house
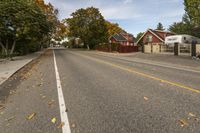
[136,29,175,53]
[109,32,135,46]
[136,29,175,45]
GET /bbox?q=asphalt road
[0,48,200,133]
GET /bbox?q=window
[146,35,153,42]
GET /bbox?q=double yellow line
[75,52,200,94]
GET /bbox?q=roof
[136,29,175,44]
[154,30,176,34]
[111,33,127,42]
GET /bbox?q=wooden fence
[95,43,138,53]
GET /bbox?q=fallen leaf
[144,97,148,101]
[27,113,36,120]
[189,112,195,117]
[71,123,76,128]
[178,119,188,127]
[0,106,5,110]
[37,83,43,87]
[48,100,55,106]
[0,112,4,115]
[6,116,15,122]
[51,117,57,124]
[0,104,4,108]
[194,118,200,122]
[6,123,10,127]
[48,102,53,106]
[57,122,65,128]
[31,85,35,88]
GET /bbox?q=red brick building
[109,32,135,46]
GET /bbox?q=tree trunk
[9,40,16,59]
[40,41,43,50]
[87,44,90,50]
[0,40,7,57]
[6,39,8,52]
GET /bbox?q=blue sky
[44,0,185,36]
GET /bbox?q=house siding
[110,37,117,43]
[142,31,163,44]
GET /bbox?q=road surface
[0,48,200,133]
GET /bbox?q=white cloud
[123,0,133,4]
[44,0,184,34]
[45,0,141,20]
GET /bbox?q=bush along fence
[95,43,138,53]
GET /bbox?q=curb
[0,49,48,85]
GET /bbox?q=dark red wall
[142,31,162,44]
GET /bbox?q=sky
[44,0,185,36]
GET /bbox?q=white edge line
[53,50,71,133]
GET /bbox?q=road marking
[74,52,200,94]
[53,50,71,133]
[87,51,200,74]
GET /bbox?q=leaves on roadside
[0,104,5,110]
[31,85,35,88]
[0,112,4,115]
[37,83,43,87]
[6,116,15,122]
[27,113,36,120]
[144,97,148,101]
[188,112,195,117]
[0,106,5,110]
[178,119,189,127]
[48,100,55,106]
[6,123,10,127]
[71,123,76,128]
[51,117,57,124]
[57,122,65,128]
[9,90,16,95]
[194,117,200,122]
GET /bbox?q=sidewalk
[0,50,46,85]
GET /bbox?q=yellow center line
[75,52,200,94]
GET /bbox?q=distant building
[136,29,175,45]
[109,32,135,46]
[136,29,175,53]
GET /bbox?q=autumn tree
[184,0,200,26]
[105,21,124,37]
[35,0,59,47]
[0,0,57,58]
[65,7,108,49]
[53,21,68,42]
